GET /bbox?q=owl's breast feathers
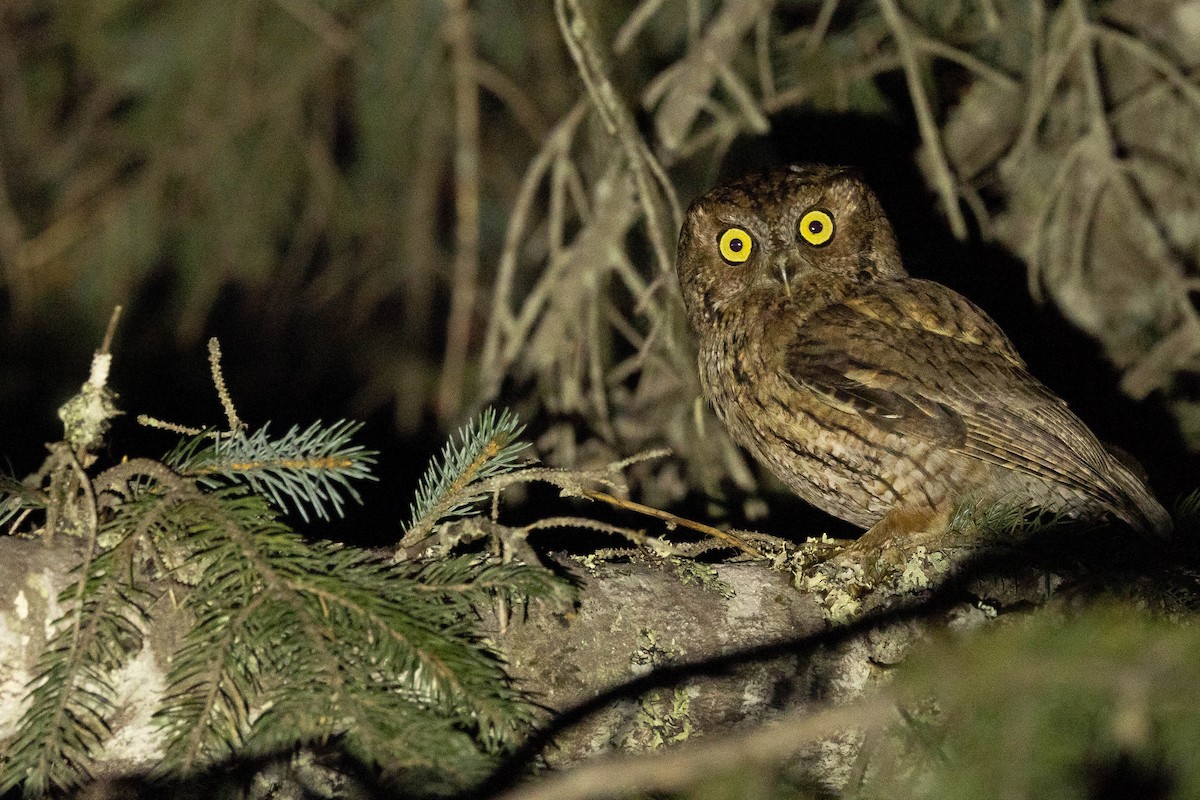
[783,279,1172,535]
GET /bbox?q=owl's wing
[784,279,1115,496]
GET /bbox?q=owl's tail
[1102,447,1173,536]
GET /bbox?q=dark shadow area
[0,273,447,552]
[104,276,447,549]
[1086,752,1175,800]
[0,300,101,477]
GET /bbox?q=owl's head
[676,164,905,331]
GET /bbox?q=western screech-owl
[676,164,1171,546]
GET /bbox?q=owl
[676,164,1171,548]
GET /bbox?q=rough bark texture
[0,536,193,779]
[0,533,1093,792]
[501,559,827,757]
[494,547,1060,791]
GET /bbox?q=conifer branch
[135,415,203,436]
[402,408,529,547]
[167,420,378,522]
[0,474,44,531]
[3,345,570,794]
[144,487,566,775]
[0,534,148,795]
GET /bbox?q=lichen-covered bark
[500,558,827,762]
[0,534,1083,791]
[0,536,191,778]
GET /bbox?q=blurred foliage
[868,604,1200,800]
[2,0,1196,469]
[0,0,571,432]
[496,603,1200,800]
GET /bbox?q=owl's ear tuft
[825,168,878,217]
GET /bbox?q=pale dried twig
[438,0,484,423]
[583,488,764,558]
[876,0,969,239]
[207,337,244,434]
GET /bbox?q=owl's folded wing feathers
[783,279,1125,504]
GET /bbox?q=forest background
[1,0,1200,798]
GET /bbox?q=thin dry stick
[136,415,204,436]
[99,305,123,355]
[1010,6,1073,166]
[876,0,968,239]
[474,59,551,142]
[556,0,681,274]
[480,102,587,392]
[1025,136,1089,299]
[755,10,775,102]
[614,0,670,54]
[1068,0,1115,155]
[583,489,764,558]
[806,0,840,52]
[1098,27,1200,114]
[438,0,483,423]
[979,0,1001,31]
[714,57,770,133]
[497,698,891,800]
[207,337,243,433]
[1066,168,1110,296]
[270,0,355,52]
[762,53,903,114]
[913,35,1019,90]
[1068,6,1187,326]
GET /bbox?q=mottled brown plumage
[677,164,1171,544]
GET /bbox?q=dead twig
[876,0,968,239]
[438,0,483,423]
[582,488,764,559]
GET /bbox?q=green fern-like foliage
[146,488,561,776]
[0,411,569,795]
[0,474,42,529]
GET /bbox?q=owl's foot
[845,505,953,554]
[828,504,956,583]
[799,506,959,618]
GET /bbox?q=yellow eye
[717,227,753,264]
[799,208,835,247]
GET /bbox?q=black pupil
[730,238,743,251]
[808,219,823,234]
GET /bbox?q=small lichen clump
[57,353,121,456]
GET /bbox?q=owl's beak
[771,252,806,298]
